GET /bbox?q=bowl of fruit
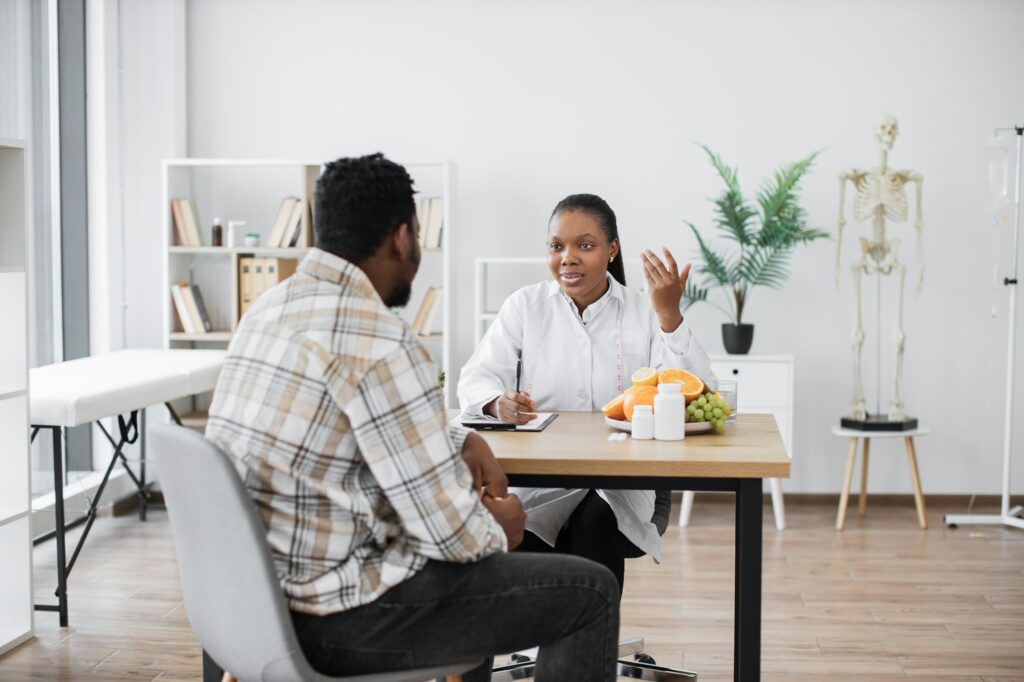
[601,367,733,435]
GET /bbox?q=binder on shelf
[239,257,255,316]
[190,285,214,333]
[170,283,196,334]
[258,258,299,295]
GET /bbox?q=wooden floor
[2,497,1022,681]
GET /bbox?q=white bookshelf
[0,138,34,655]
[161,158,453,405]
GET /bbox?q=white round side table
[831,425,931,530]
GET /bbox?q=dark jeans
[290,552,619,682]
[517,489,646,595]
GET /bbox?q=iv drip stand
[945,126,1024,531]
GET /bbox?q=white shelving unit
[161,158,452,405]
[0,138,34,655]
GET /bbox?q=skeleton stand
[945,126,1024,531]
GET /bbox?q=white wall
[126,0,1024,494]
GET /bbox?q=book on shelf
[420,286,443,335]
[190,285,214,333]
[416,197,432,248]
[170,282,196,334]
[267,196,300,248]
[301,165,319,247]
[170,198,203,246]
[424,197,444,249]
[409,287,434,335]
[282,199,306,247]
[410,287,442,336]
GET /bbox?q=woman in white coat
[458,193,716,593]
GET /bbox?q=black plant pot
[722,323,754,354]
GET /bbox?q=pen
[515,356,522,394]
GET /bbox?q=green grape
[714,420,725,434]
[713,407,723,419]
[696,396,707,408]
[693,409,704,421]
[686,403,696,413]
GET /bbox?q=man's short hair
[314,153,416,263]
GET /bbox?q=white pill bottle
[654,383,685,441]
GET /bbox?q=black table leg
[203,649,225,681]
[51,427,69,627]
[139,408,147,521]
[734,478,763,681]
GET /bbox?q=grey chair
[151,423,480,682]
[490,490,697,681]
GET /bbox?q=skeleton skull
[874,114,899,151]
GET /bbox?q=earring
[609,257,614,263]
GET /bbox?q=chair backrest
[151,424,309,682]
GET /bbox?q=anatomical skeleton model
[836,115,924,422]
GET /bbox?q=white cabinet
[710,354,794,458]
[0,138,33,654]
[680,354,794,530]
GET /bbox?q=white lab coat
[458,275,716,561]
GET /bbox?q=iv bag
[986,132,1012,210]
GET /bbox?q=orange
[601,393,627,421]
[602,386,642,421]
[657,368,705,403]
[630,367,658,387]
[623,385,658,422]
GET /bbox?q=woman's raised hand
[641,247,689,333]
[485,391,537,425]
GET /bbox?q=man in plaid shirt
[206,154,619,681]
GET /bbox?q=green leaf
[699,144,740,194]
[737,245,792,289]
[756,150,821,247]
[686,222,732,288]
[681,281,708,313]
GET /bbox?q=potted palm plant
[683,145,829,354]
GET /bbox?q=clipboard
[456,412,559,432]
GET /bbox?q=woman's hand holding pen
[485,391,537,425]
[641,247,690,333]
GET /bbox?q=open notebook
[453,413,558,432]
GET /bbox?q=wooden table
[464,411,789,682]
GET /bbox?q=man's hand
[481,492,526,550]
[484,391,537,425]
[461,431,508,498]
[642,247,688,333]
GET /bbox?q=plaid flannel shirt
[206,248,506,615]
